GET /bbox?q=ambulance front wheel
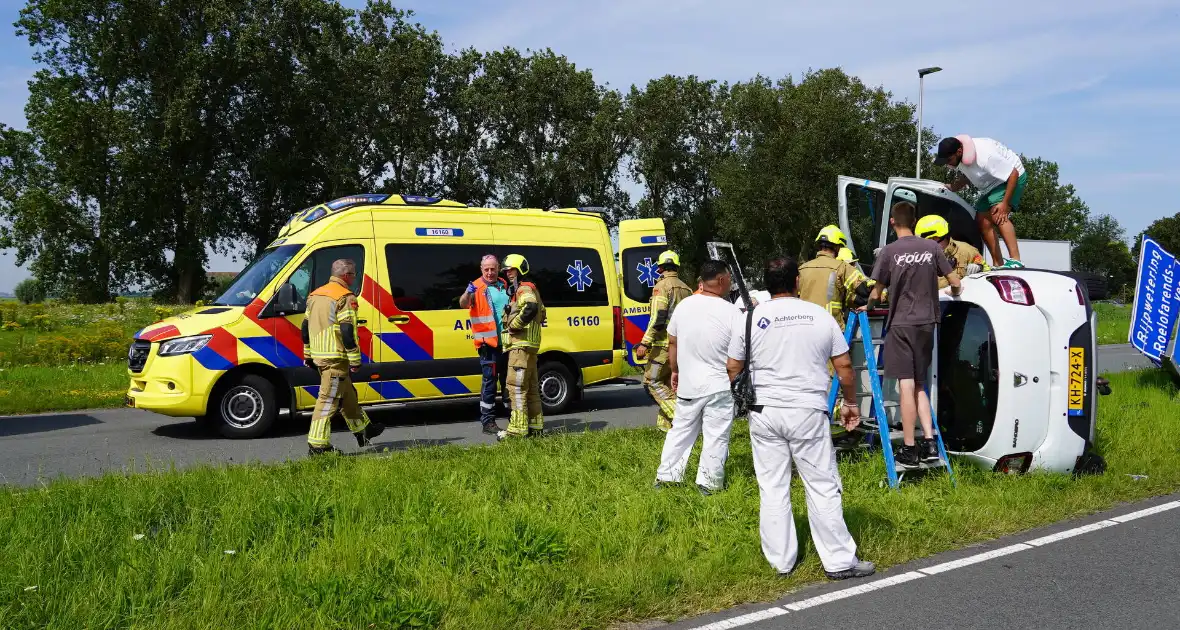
[538,360,576,415]
[209,374,278,439]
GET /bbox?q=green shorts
[975,171,1027,214]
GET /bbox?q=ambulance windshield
[212,244,304,306]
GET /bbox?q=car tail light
[993,452,1033,475]
[987,276,1035,305]
[1075,284,1085,305]
[613,306,623,349]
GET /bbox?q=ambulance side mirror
[274,283,299,315]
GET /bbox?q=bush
[14,278,46,304]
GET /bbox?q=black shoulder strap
[744,300,754,367]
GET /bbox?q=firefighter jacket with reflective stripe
[940,239,988,289]
[641,271,692,348]
[301,277,362,366]
[504,282,545,350]
[799,251,869,324]
[469,277,506,348]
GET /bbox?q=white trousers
[655,390,735,491]
[749,406,859,574]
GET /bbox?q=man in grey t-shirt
[864,201,962,469]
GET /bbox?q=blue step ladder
[827,310,956,490]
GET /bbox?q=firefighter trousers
[642,345,675,431]
[505,347,543,437]
[308,362,371,448]
[748,406,859,574]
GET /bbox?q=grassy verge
[0,364,128,415]
[1,370,1177,629]
[1095,302,1131,345]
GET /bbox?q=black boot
[308,444,339,456]
[354,422,386,448]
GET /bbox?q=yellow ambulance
[125,194,666,437]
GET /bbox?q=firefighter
[499,254,547,440]
[915,214,989,290]
[799,225,872,330]
[301,259,385,455]
[635,250,692,432]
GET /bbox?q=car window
[621,246,665,303]
[883,189,983,255]
[214,244,304,306]
[937,301,999,452]
[282,244,366,312]
[386,244,610,310]
[844,183,886,272]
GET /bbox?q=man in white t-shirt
[726,256,875,581]
[934,135,1027,269]
[654,259,741,494]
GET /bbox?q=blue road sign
[1129,236,1180,363]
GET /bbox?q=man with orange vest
[460,254,511,434]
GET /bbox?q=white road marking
[1109,500,1180,523]
[784,572,925,611]
[683,499,1180,630]
[1023,520,1116,546]
[918,543,1031,575]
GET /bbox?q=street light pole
[916,66,942,179]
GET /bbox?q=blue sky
[2,0,1178,292]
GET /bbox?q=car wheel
[538,360,576,416]
[1074,451,1107,477]
[212,374,278,439]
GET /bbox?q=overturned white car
[710,175,1111,477]
[831,175,1109,475]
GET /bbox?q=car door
[836,175,888,276]
[272,240,379,406]
[616,218,669,367]
[370,209,495,402]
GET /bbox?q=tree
[626,75,730,274]
[224,0,368,256]
[1133,212,1180,260]
[477,48,631,213]
[1008,157,1090,243]
[13,277,45,304]
[714,69,917,274]
[1073,214,1135,297]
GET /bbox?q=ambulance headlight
[158,335,212,357]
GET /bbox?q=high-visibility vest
[470,278,501,349]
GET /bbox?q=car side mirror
[274,283,299,315]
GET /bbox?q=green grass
[0,364,128,416]
[1,370,1177,629]
[1095,302,1131,345]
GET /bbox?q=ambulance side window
[386,244,483,311]
[621,246,666,303]
[937,301,999,452]
[285,244,366,312]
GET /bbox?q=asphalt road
[0,380,653,487]
[665,492,1180,630]
[0,345,1158,487]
